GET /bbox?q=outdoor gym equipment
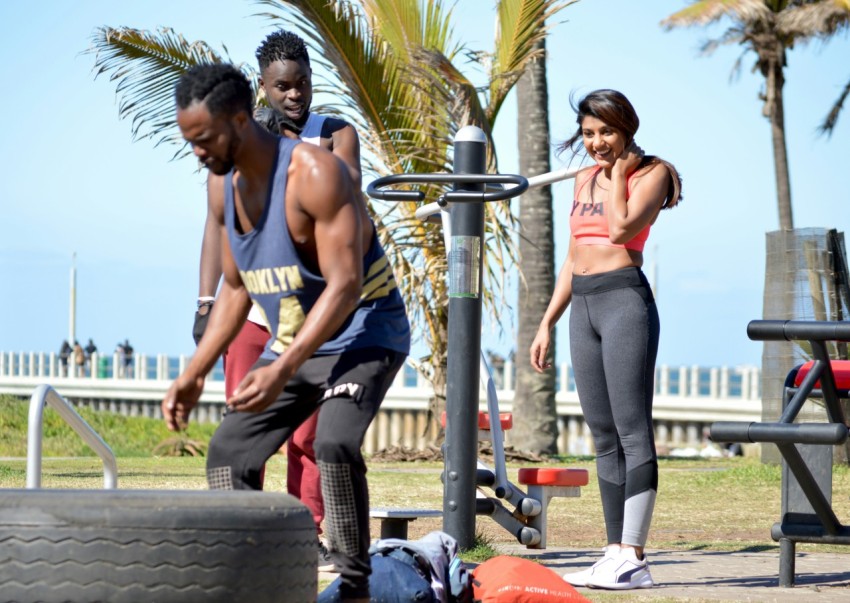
[711,319,850,587]
[367,125,587,549]
[417,195,588,549]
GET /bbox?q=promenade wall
[0,351,762,455]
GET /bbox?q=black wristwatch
[197,298,215,315]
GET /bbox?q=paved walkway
[498,544,850,602]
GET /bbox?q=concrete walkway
[498,544,850,602]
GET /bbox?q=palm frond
[818,75,850,136]
[407,47,490,133]
[661,0,772,29]
[362,0,463,63]
[85,26,238,148]
[728,45,753,81]
[777,0,850,39]
[699,24,747,55]
[487,0,576,120]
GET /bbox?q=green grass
[5,390,849,554]
[461,532,501,563]
[0,395,216,457]
[5,391,850,602]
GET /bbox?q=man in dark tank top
[166,63,410,603]
[192,30,367,574]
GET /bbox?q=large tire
[0,489,316,603]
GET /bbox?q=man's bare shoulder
[289,142,351,215]
[328,123,359,153]
[291,141,343,175]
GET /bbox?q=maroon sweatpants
[224,320,325,533]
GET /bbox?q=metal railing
[27,384,118,489]
[0,350,761,399]
[2,351,763,454]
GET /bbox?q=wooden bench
[370,507,442,540]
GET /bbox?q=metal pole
[69,252,77,346]
[778,538,795,587]
[443,125,487,548]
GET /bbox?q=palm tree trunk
[760,46,794,462]
[767,50,794,231]
[511,37,558,455]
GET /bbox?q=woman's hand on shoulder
[613,141,644,177]
[624,160,671,221]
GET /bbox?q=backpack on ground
[318,531,473,603]
[471,555,590,603]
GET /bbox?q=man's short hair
[175,63,253,117]
[256,30,310,71]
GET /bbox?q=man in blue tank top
[167,63,410,603]
[192,30,364,573]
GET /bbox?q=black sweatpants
[569,266,659,547]
[206,346,406,599]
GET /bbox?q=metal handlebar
[366,173,528,203]
[409,166,581,223]
[485,166,582,192]
[747,320,850,342]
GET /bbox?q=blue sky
[1,1,849,369]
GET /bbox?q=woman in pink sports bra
[530,89,682,591]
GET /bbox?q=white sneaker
[585,547,654,590]
[562,545,620,587]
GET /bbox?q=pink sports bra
[569,167,650,252]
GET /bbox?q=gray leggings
[570,267,659,547]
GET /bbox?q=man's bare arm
[188,177,251,377]
[198,173,225,298]
[193,173,225,345]
[330,124,362,191]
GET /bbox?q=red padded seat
[440,411,513,431]
[517,468,589,487]
[793,360,850,389]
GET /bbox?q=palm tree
[512,36,559,455]
[662,0,850,231]
[86,0,574,441]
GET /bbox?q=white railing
[0,351,762,455]
[27,384,118,489]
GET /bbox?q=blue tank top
[223,137,410,359]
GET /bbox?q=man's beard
[205,132,240,175]
[207,159,234,176]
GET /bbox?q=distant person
[58,340,72,377]
[122,339,134,378]
[530,89,682,590]
[164,63,410,602]
[115,342,126,378]
[73,341,85,378]
[192,29,364,572]
[84,338,98,376]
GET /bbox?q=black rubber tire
[0,489,316,603]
